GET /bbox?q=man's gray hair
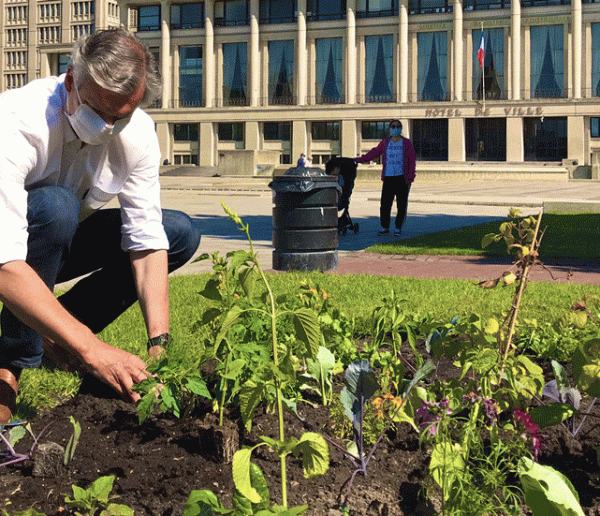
[71,28,162,107]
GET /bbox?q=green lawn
[367,213,600,259]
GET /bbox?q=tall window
[215,0,248,26]
[218,122,244,142]
[530,25,564,98]
[466,118,506,161]
[171,3,204,29]
[417,32,448,101]
[260,0,296,23]
[311,121,340,140]
[223,42,248,106]
[59,53,70,74]
[138,5,160,31]
[179,46,203,107]
[306,0,346,20]
[472,28,505,100]
[361,121,389,140]
[592,23,600,96]
[316,38,343,104]
[357,0,398,17]
[524,117,567,161]
[412,119,448,160]
[174,123,199,141]
[268,40,295,104]
[365,34,394,103]
[264,122,291,141]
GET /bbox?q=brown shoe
[0,368,20,425]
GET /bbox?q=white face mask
[66,81,131,145]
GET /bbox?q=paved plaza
[148,173,600,284]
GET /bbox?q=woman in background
[355,120,416,236]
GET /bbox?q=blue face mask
[389,126,402,137]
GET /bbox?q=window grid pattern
[72,23,94,40]
[39,26,61,44]
[6,5,28,24]
[6,28,27,47]
[5,50,27,70]
[39,3,61,22]
[5,73,27,90]
[214,1,249,27]
[171,3,205,29]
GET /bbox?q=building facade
[4,0,600,172]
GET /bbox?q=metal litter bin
[269,167,341,271]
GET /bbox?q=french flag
[477,33,485,68]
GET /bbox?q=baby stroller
[325,157,359,235]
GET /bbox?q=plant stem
[502,211,543,363]
[245,227,288,509]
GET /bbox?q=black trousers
[380,175,411,230]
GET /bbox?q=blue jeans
[0,186,201,370]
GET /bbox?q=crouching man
[0,28,201,423]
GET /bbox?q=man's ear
[64,67,74,92]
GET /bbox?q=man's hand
[77,339,150,402]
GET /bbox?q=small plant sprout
[64,475,134,516]
[0,421,52,469]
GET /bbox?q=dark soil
[3,354,600,516]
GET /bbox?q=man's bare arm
[0,260,149,401]
[130,249,169,339]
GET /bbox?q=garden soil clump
[3,366,600,515]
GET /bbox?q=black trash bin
[269,167,341,271]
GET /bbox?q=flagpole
[481,22,485,110]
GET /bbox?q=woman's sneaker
[377,228,389,235]
[394,229,402,237]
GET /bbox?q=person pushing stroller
[326,157,359,235]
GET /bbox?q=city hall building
[3,0,600,177]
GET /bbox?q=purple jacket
[355,137,416,183]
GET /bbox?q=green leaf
[482,233,497,249]
[518,457,585,516]
[182,490,231,516]
[64,416,81,466]
[430,442,465,501]
[87,475,115,504]
[292,308,321,360]
[239,379,267,432]
[101,504,135,516]
[159,383,180,418]
[136,391,156,425]
[232,462,270,514]
[232,449,263,504]
[216,306,245,345]
[7,426,26,447]
[183,375,211,399]
[530,404,577,429]
[200,278,224,302]
[292,432,330,479]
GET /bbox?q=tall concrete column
[297,0,307,106]
[160,0,171,109]
[453,0,463,101]
[568,116,585,164]
[399,0,409,103]
[341,119,357,158]
[448,118,465,161]
[292,119,308,162]
[205,0,215,108]
[95,0,107,30]
[27,0,36,80]
[572,0,582,99]
[156,122,171,164]
[203,0,216,107]
[250,0,260,106]
[511,0,521,100]
[200,122,216,166]
[246,120,260,150]
[346,0,356,104]
[506,117,523,161]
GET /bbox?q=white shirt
[0,74,168,264]
[384,139,404,177]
